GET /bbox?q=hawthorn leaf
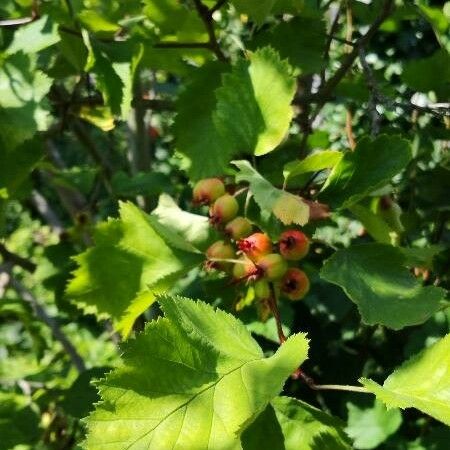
[66,202,202,337]
[83,31,143,118]
[215,47,296,157]
[242,396,352,449]
[231,0,276,24]
[283,150,342,184]
[150,193,217,252]
[361,334,450,425]
[320,135,412,209]
[320,244,445,329]
[174,61,233,180]
[233,160,310,225]
[345,400,402,449]
[6,15,60,55]
[84,296,309,450]
[0,392,40,450]
[252,17,327,74]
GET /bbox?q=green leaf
[320,244,446,329]
[320,135,412,209]
[174,61,233,180]
[150,194,217,252]
[111,171,172,198]
[83,32,144,118]
[85,296,309,450]
[402,49,450,96]
[361,334,450,425]
[0,392,40,450]
[215,47,296,156]
[6,15,60,55]
[78,10,121,36]
[252,17,327,74]
[233,160,310,225]
[283,150,342,184]
[243,396,352,449]
[345,400,402,449]
[348,203,397,245]
[0,52,52,149]
[66,202,202,336]
[232,0,276,24]
[78,105,115,131]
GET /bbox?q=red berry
[256,253,288,281]
[279,230,310,261]
[280,268,310,300]
[225,217,253,240]
[209,194,239,225]
[232,257,258,281]
[238,232,272,261]
[193,178,225,205]
[254,279,270,299]
[148,126,160,139]
[206,240,235,271]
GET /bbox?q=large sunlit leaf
[320,135,412,209]
[215,47,296,157]
[233,160,310,225]
[320,244,446,329]
[85,296,309,450]
[361,334,450,425]
[66,202,202,336]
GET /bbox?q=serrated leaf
[361,334,450,425]
[320,135,412,209]
[6,15,60,55]
[283,150,342,184]
[174,61,233,180]
[150,194,217,252]
[85,296,309,450]
[0,392,40,450]
[215,47,296,157]
[83,31,143,118]
[242,396,352,449]
[66,202,202,337]
[345,400,402,449]
[320,244,445,329]
[252,16,327,74]
[233,160,310,225]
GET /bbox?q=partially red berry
[225,217,253,240]
[254,279,270,299]
[206,240,235,271]
[279,230,310,261]
[238,232,272,261]
[280,268,310,300]
[193,178,225,205]
[256,253,288,281]
[209,194,239,225]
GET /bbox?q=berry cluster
[193,178,311,302]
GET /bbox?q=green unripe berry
[232,257,257,281]
[254,279,271,300]
[206,240,235,271]
[225,217,253,240]
[210,194,239,225]
[193,178,225,205]
[257,253,288,281]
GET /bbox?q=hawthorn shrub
[0,0,449,449]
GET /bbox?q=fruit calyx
[224,217,253,240]
[279,229,310,261]
[256,253,288,281]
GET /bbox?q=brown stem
[267,283,286,344]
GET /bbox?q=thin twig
[0,0,39,26]
[4,269,86,373]
[0,243,37,273]
[267,283,286,344]
[312,0,394,117]
[193,0,227,61]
